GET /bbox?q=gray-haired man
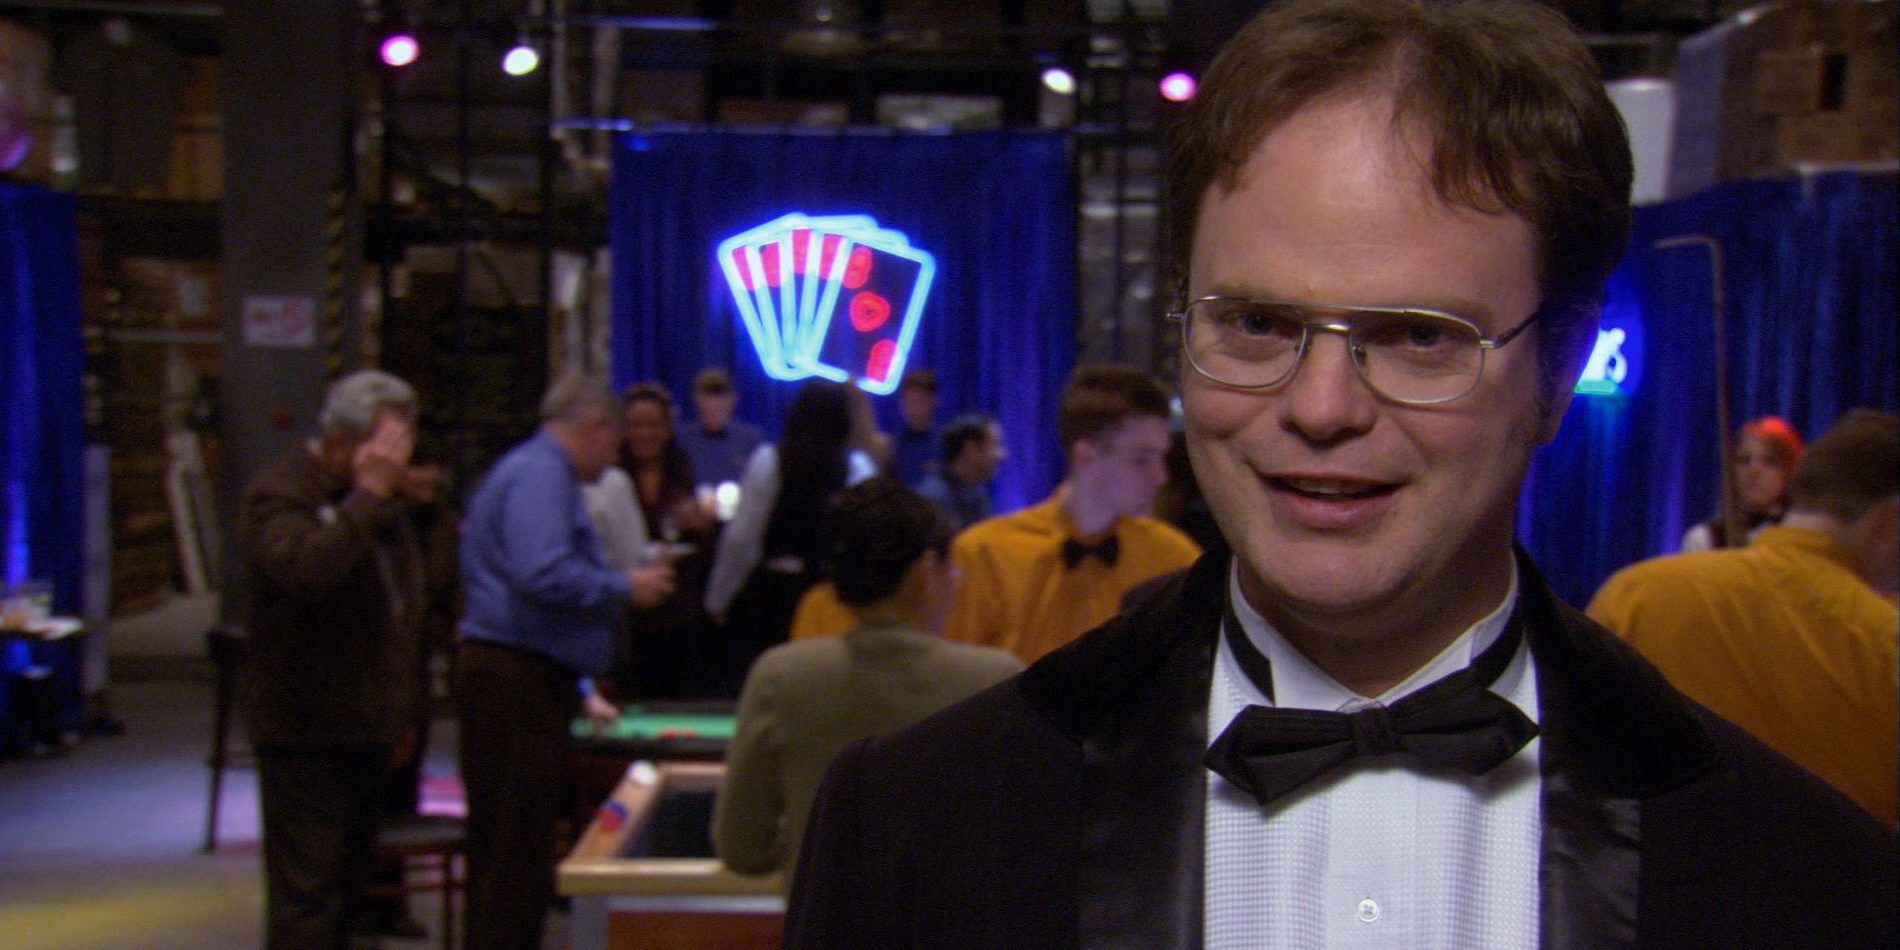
[240,369,426,949]
[457,375,674,949]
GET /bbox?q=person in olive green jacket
[713,478,1023,888]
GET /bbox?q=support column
[217,0,365,624]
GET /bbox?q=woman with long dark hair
[616,383,715,698]
[705,379,879,695]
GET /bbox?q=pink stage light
[1159,72,1198,103]
[380,34,420,68]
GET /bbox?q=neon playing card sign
[716,213,937,396]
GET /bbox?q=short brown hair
[899,368,938,395]
[1789,409,1899,521]
[693,366,734,395]
[1057,364,1171,452]
[1164,0,1633,392]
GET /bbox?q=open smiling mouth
[1267,477,1399,501]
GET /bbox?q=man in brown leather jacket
[239,369,426,949]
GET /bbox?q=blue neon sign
[1575,274,1644,397]
[1576,326,1635,395]
[716,213,936,396]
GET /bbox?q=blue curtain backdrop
[610,130,1076,511]
[0,182,85,733]
[1521,170,1897,606]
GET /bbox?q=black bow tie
[1060,535,1120,569]
[1204,601,1538,806]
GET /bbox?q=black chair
[202,624,247,853]
[4,664,63,758]
[369,813,467,950]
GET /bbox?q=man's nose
[1278,332,1378,444]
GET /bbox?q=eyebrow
[1190,285,1502,325]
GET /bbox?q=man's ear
[1865,495,1900,543]
[1537,309,1599,445]
[1069,437,1100,474]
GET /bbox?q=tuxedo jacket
[785,547,1896,949]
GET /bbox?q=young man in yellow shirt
[941,365,1201,662]
[1590,409,1899,825]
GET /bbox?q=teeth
[1283,478,1373,496]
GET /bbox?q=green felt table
[570,702,737,762]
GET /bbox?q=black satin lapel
[1020,550,1232,950]
[1517,550,1643,950]
[1539,766,1639,950]
[1077,619,1214,950]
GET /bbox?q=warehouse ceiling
[0,0,1781,230]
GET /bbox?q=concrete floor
[0,594,571,949]
[0,679,270,950]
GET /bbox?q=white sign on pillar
[240,295,317,349]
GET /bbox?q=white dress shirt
[703,445,877,616]
[580,466,651,570]
[1204,563,1542,950]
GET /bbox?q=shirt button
[1356,898,1380,923]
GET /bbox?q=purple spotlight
[380,34,420,68]
[1159,71,1197,103]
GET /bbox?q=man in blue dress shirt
[456,376,674,950]
[676,366,764,489]
[888,368,941,487]
[914,412,1006,533]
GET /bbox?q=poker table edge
[556,760,785,897]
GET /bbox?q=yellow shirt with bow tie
[942,491,1201,663]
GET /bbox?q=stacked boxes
[1668,0,1897,198]
[0,19,52,183]
[168,57,221,202]
[99,257,221,614]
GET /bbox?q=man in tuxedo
[784,1,1896,947]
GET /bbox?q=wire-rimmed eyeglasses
[1167,296,1543,405]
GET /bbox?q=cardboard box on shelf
[1796,0,1895,51]
[1844,47,1897,115]
[167,118,222,203]
[0,19,50,115]
[119,258,220,330]
[1753,44,1897,118]
[1775,110,1900,166]
[179,56,219,119]
[1671,0,1898,196]
[1752,48,1827,115]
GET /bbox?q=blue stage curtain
[1521,171,1897,606]
[610,130,1076,511]
[0,183,85,736]
[0,183,84,609]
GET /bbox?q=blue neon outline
[796,236,857,375]
[795,228,823,351]
[1574,326,1632,397]
[742,244,790,375]
[716,213,937,390]
[717,212,810,378]
[803,240,937,395]
[715,241,775,374]
[773,233,799,372]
